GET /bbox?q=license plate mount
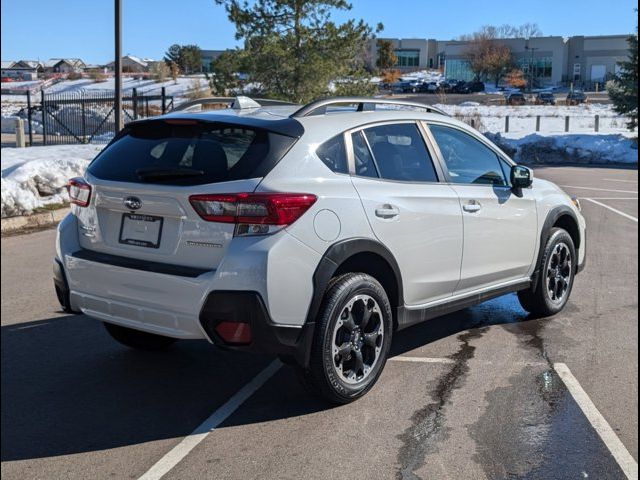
[118,213,164,249]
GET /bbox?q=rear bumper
[55,212,320,362]
[199,291,315,365]
[56,252,315,363]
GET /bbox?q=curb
[1,207,69,234]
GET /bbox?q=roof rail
[172,96,297,112]
[289,97,448,118]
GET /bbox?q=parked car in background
[506,91,527,105]
[566,90,588,105]
[420,81,438,93]
[55,96,586,404]
[436,79,463,93]
[463,81,485,93]
[391,80,422,94]
[535,92,556,105]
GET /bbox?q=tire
[518,228,576,317]
[103,322,176,351]
[298,273,393,404]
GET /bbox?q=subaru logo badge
[124,196,142,211]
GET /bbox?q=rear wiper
[136,168,205,181]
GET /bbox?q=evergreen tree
[164,44,203,74]
[181,45,203,74]
[213,0,381,102]
[164,44,182,69]
[607,25,638,131]
[376,39,397,71]
[210,50,248,95]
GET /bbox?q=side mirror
[511,165,533,189]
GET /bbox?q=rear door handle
[375,206,400,219]
[462,201,482,213]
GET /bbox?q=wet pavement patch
[395,328,487,480]
[469,365,627,479]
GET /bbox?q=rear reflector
[189,193,317,226]
[68,177,92,207]
[215,321,252,345]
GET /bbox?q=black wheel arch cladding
[306,238,404,327]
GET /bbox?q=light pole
[525,43,539,93]
[114,0,123,132]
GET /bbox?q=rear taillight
[189,193,317,236]
[68,178,92,207]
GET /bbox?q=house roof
[45,58,86,68]
[123,55,148,66]
[1,61,15,69]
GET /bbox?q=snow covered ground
[486,133,637,165]
[1,145,99,217]
[436,103,633,136]
[0,76,208,104]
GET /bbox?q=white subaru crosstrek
[54,96,586,403]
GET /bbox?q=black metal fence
[19,88,174,145]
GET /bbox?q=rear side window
[316,134,348,174]
[88,121,297,186]
[362,123,438,182]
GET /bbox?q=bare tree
[517,23,543,39]
[463,28,514,85]
[462,23,544,40]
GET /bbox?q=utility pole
[114,0,123,132]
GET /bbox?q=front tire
[299,273,393,404]
[103,322,176,351]
[518,228,576,317]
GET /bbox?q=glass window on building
[395,50,420,68]
[444,59,474,81]
[517,57,553,79]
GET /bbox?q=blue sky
[1,0,637,64]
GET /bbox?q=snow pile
[1,145,100,217]
[486,132,638,165]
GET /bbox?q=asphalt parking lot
[1,165,637,480]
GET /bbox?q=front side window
[362,123,438,182]
[429,124,508,186]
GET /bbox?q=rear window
[88,121,298,185]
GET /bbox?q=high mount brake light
[68,178,92,207]
[189,193,317,229]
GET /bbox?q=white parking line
[583,198,638,223]
[554,363,638,480]
[561,185,638,194]
[389,356,455,364]
[580,197,638,201]
[9,323,50,331]
[138,360,282,480]
[603,178,638,184]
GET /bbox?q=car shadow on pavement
[1,294,532,462]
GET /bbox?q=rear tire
[297,273,393,404]
[103,322,176,351]
[518,228,576,317]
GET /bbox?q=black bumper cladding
[53,258,78,313]
[199,291,315,366]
